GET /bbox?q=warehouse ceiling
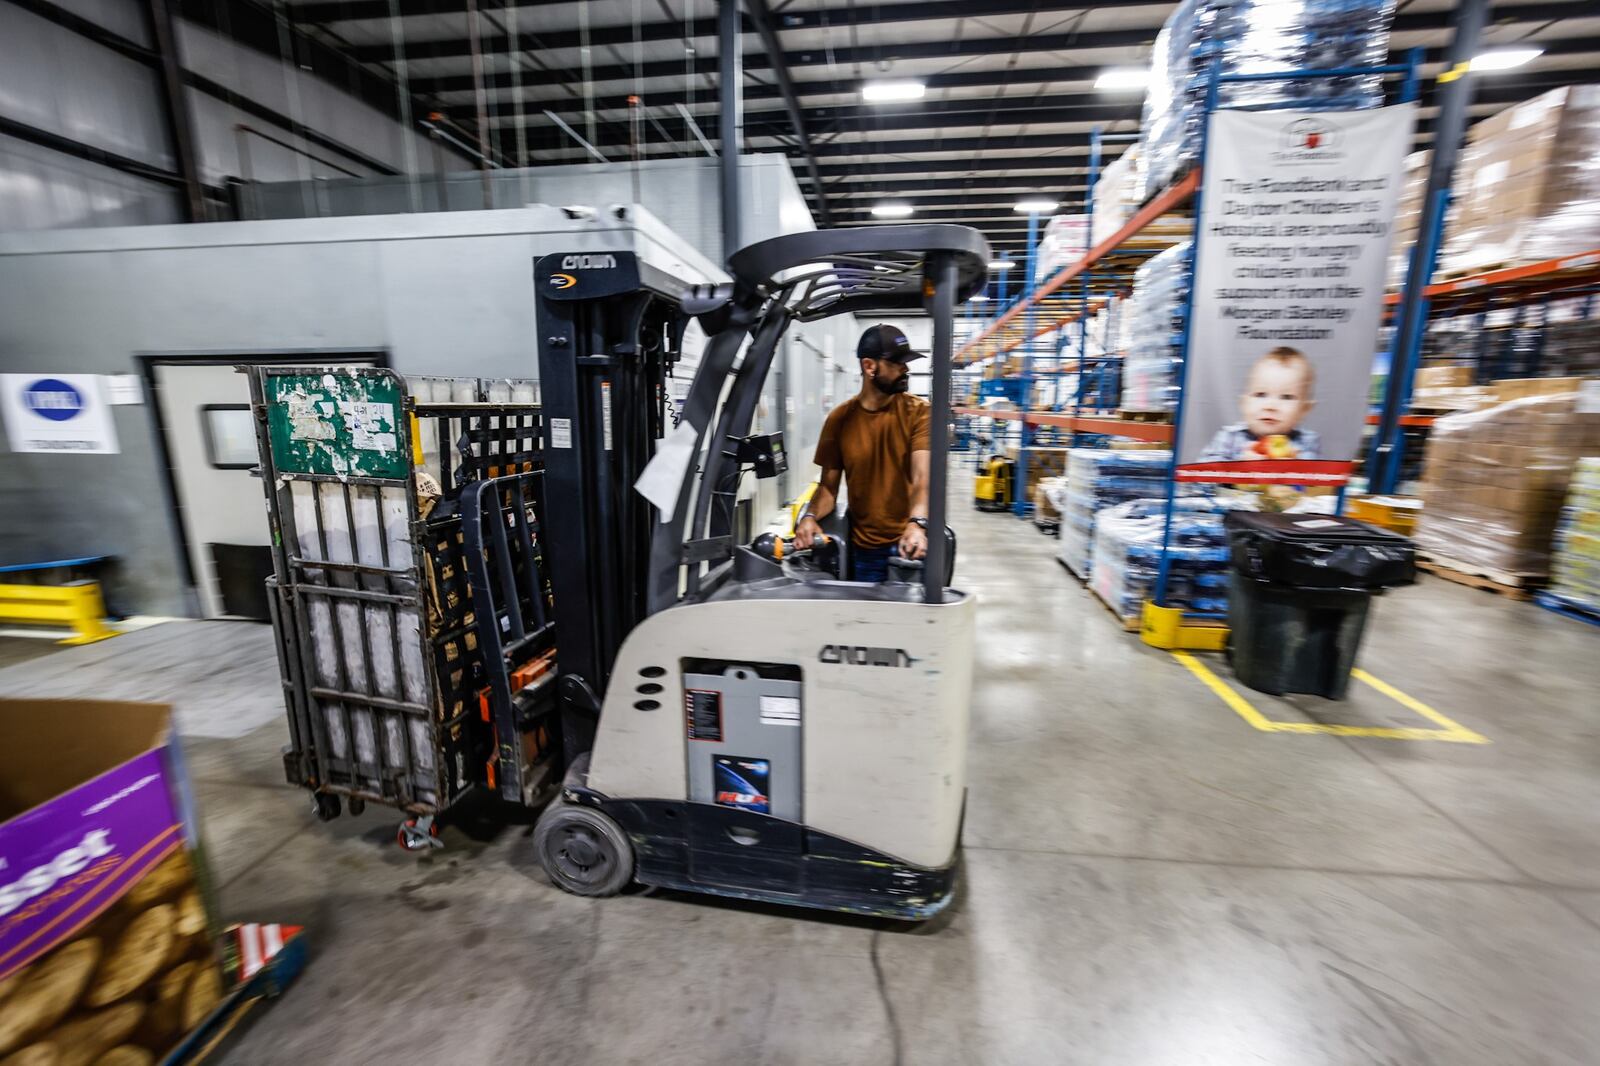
[264,0,1600,259]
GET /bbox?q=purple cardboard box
[0,698,222,1060]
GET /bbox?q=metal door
[152,358,376,618]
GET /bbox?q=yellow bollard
[0,581,117,645]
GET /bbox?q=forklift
[529,225,990,918]
[974,454,1015,512]
[254,224,988,919]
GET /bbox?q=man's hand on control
[899,521,928,561]
[794,516,823,551]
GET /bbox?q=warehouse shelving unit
[957,53,1430,645]
[1363,244,1600,489]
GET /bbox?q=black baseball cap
[857,324,924,364]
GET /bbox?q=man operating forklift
[793,323,931,582]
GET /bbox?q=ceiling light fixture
[970,294,991,302]
[988,260,1016,270]
[1013,199,1059,214]
[1095,68,1150,91]
[870,203,915,218]
[862,80,927,103]
[1470,48,1542,71]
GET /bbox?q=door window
[200,404,256,468]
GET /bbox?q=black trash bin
[1223,512,1415,699]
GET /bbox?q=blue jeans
[851,541,901,583]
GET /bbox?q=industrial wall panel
[188,92,373,185]
[177,20,470,180]
[50,0,151,47]
[0,7,174,170]
[0,133,181,231]
[374,234,540,379]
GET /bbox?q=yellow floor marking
[1349,668,1489,743]
[1173,652,1489,744]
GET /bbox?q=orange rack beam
[958,170,1201,361]
[1384,248,1600,307]
[952,408,1435,440]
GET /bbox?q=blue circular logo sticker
[23,378,84,422]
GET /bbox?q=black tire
[312,792,341,822]
[347,797,366,817]
[533,804,634,897]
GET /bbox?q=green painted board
[264,371,409,479]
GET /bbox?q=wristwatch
[908,517,928,530]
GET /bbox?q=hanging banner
[1176,103,1416,484]
[0,374,120,454]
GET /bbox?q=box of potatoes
[0,698,223,1066]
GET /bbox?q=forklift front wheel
[312,793,341,822]
[533,804,634,897]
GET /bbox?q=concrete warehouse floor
[3,471,1598,1065]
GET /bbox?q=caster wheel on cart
[533,804,634,897]
[396,815,442,851]
[312,793,341,822]
[347,797,366,817]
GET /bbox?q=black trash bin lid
[1222,511,1411,547]
[1223,510,1415,590]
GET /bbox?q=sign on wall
[1176,104,1416,484]
[0,374,120,454]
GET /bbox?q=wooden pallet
[1416,554,1543,601]
[1435,260,1516,282]
[1117,409,1173,423]
[1088,584,1142,631]
[1056,555,1089,584]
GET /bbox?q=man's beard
[872,373,909,396]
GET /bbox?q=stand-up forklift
[530,225,989,918]
[256,224,988,919]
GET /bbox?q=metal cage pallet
[247,365,557,828]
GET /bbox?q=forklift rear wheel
[533,804,634,897]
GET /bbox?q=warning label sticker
[685,689,723,742]
[758,695,801,727]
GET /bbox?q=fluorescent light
[970,294,991,302]
[1095,68,1150,91]
[1470,48,1542,72]
[862,80,926,103]
[1013,199,1059,214]
[988,260,1016,270]
[870,203,914,218]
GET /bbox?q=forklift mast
[533,250,690,761]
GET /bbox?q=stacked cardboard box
[1548,458,1600,615]
[1387,148,1431,290]
[1092,147,1143,249]
[1409,364,1494,413]
[1414,387,1600,576]
[1437,86,1600,277]
[1493,376,1585,402]
[1036,214,1090,281]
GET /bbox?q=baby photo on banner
[1177,103,1417,484]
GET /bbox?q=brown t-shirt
[813,394,931,547]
